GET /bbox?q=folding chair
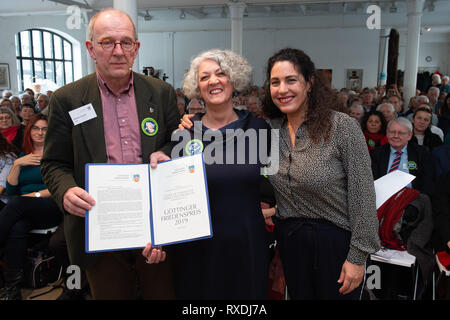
[370,247,420,300]
[435,251,450,299]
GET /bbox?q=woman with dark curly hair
[361,110,388,151]
[262,48,380,300]
[0,133,19,209]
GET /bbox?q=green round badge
[368,139,375,147]
[185,139,204,155]
[141,118,158,136]
[407,161,417,170]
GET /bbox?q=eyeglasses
[0,116,11,121]
[387,130,409,136]
[97,40,136,52]
[31,126,48,133]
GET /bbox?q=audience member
[438,94,450,138]
[371,117,434,196]
[36,94,49,115]
[349,104,364,124]
[377,102,397,123]
[0,134,18,210]
[0,114,63,300]
[20,93,32,106]
[361,89,376,113]
[361,110,388,151]
[407,103,443,141]
[9,96,21,118]
[411,107,443,151]
[441,75,449,94]
[388,95,404,116]
[2,90,13,100]
[187,98,205,114]
[19,103,36,126]
[0,107,23,151]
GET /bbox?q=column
[228,2,246,55]
[113,0,139,72]
[403,0,425,103]
[377,28,390,87]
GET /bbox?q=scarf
[1,125,19,143]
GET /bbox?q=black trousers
[0,197,62,270]
[274,217,363,300]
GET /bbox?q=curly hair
[182,49,252,100]
[361,110,387,135]
[262,48,346,143]
[0,131,19,157]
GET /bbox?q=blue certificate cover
[85,153,212,253]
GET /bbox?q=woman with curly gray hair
[172,49,271,299]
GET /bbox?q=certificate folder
[85,153,212,253]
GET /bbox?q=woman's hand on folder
[142,242,166,264]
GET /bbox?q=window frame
[16,28,74,91]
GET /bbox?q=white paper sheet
[374,170,416,209]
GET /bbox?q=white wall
[139,26,381,90]
[0,14,87,94]
[0,11,448,94]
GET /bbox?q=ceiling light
[144,10,152,21]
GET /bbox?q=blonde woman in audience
[0,107,23,151]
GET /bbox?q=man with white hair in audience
[441,75,449,94]
[36,93,50,115]
[427,86,441,114]
[377,102,397,123]
[20,93,33,106]
[349,104,364,124]
[2,90,13,99]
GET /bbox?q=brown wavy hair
[0,132,19,157]
[262,48,346,143]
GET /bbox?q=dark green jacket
[41,72,179,269]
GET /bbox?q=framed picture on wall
[346,69,363,90]
[0,64,10,90]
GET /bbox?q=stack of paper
[371,248,416,267]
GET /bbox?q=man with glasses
[41,9,179,299]
[370,117,434,196]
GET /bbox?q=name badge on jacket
[69,103,97,126]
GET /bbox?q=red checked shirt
[97,73,143,164]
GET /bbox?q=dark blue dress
[171,110,270,299]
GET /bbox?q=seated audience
[427,86,442,118]
[361,110,388,151]
[411,107,443,151]
[438,94,450,138]
[441,75,449,94]
[0,114,62,300]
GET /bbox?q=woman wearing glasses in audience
[0,114,62,300]
[0,107,23,152]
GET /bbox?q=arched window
[15,29,74,91]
